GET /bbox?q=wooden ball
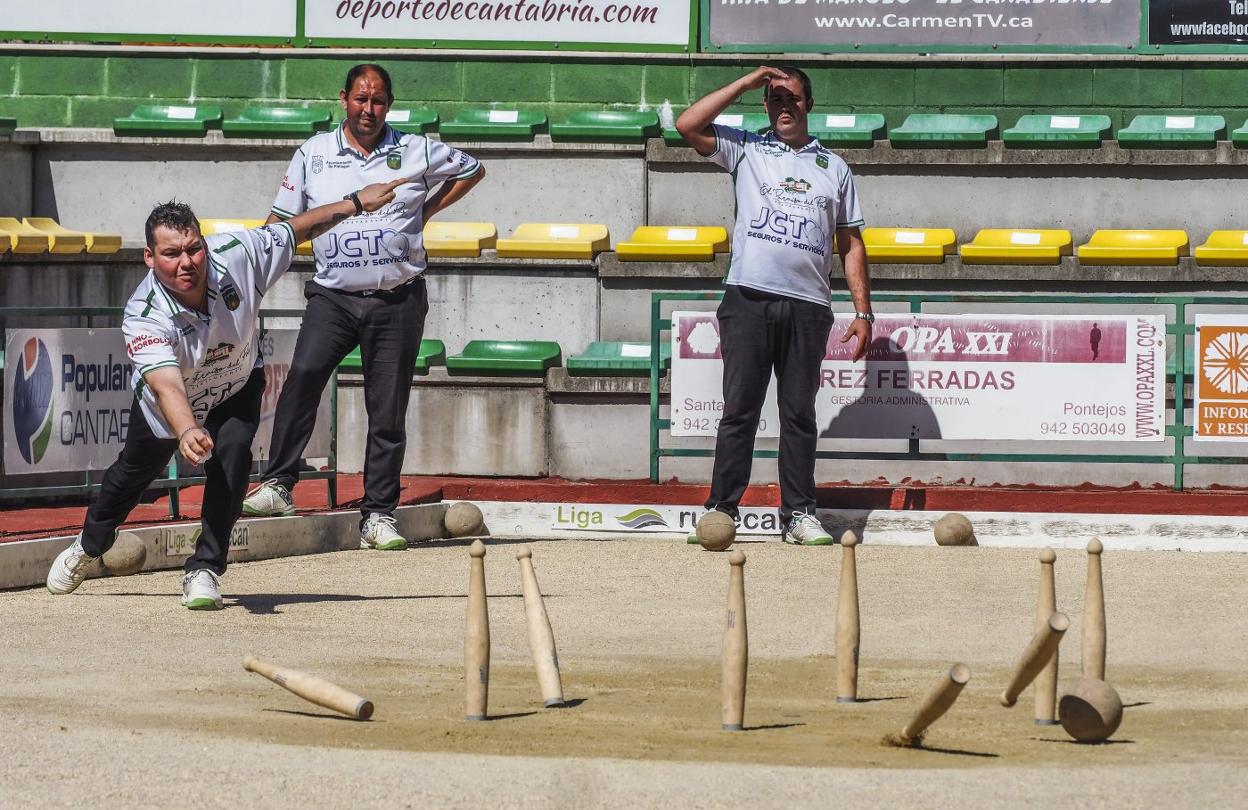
[696,511,736,552]
[933,512,977,547]
[1059,678,1123,743]
[444,502,485,537]
[101,531,146,576]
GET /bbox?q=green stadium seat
[809,113,886,148]
[661,111,770,145]
[549,110,660,143]
[1002,114,1112,149]
[566,341,671,376]
[113,104,223,138]
[339,339,447,375]
[446,340,562,376]
[0,117,15,136]
[1231,121,1248,149]
[1116,115,1225,149]
[221,106,333,139]
[889,114,998,149]
[439,109,546,140]
[385,107,439,134]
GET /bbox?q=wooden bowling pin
[516,545,565,708]
[465,540,490,721]
[1001,612,1069,708]
[898,663,971,745]
[836,530,861,704]
[1034,548,1059,725]
[1083,538,1106,681]
[721,549,747,731]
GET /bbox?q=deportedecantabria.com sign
[669,312,1166,442]
[708,0,1141,50]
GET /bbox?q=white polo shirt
[271,124,481,292]
[123,223,296,439]
[707,124,865,307]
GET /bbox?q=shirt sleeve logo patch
[387,153,402,170]
[222,286,241,311]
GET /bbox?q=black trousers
[704,284,834,526]
[81,368,265,575]
[263,278,426,522]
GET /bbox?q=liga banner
[670,312,1166,442]
[708,0,1141,50]
[305,0,691,46]
[1193,315,1248,441]
[4,329,329,475]
[551,502,783,534]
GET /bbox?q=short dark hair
[144,200,199,248]
[343,63,394,102]
[775,65,813,105]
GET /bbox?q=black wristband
[344,191,363,215]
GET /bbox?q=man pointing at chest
[676,65,874,546]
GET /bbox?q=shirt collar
[337,122,402,160]
[761,130,821,153]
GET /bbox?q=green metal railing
[0,307,337,516]
[649,291,1247,490]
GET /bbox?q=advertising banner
[670,312,1166,442]
[4,329,329,475]
[551,502,783,534]
[708,0,1141,51]
[1,1,296,39]
[1149,0,1248,45]
[1193,315,1248,441]
[305,0,691,47]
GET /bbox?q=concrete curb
[0,503,448,592]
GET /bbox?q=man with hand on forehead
[244,63,485,552]
[46,179,411,610]
[677,65,874,547]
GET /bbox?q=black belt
[334,275,424,297]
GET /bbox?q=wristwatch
[343,191,363,215]
[854,311,875,323]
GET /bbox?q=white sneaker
[242,479,295,517]
[181,569,223,610]
[360,514,407,550]
[46,535,98,594]
[783,512,834,546]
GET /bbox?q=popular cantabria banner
[3,329,329,475]
[669,312,1167,442]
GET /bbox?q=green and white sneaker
[181,569,223,610]
[46,535,98,594]
[242,479,295,517]
[360,514,407,551]
[783,512,834,546]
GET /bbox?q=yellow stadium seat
[959,229,1073,265]
[616,226,729,261]
[0,217,50,254]
[495,223,610,259]
[424,221,497,258]
[200,218,313,256]
[1076,230,1189,266]
[861,227,956,263]
[21,217,98,254]
[1194,231,1248,266]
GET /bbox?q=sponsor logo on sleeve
[281,175,295,192]
[126,334,175,355]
